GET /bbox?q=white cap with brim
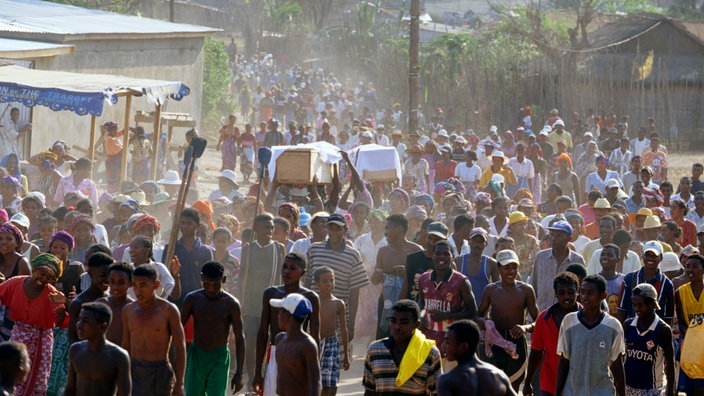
[643,240,664,256]
[269,293,313,320]
[496,249,519,266]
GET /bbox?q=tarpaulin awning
[0,65,190,117]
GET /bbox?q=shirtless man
[477,250,539,391]
[438,319,517,396]
[372,214,422,338]
[254,252,320,396]
[181,261,245,395]
[65,302,131,396]
[98,262,134,345]
[68,252,112,344]
[271,293,320,396]
[122,265,186,396]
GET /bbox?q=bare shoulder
[157,297,180,315]
[300,287,319,302]
[517,281,536,294]
[68,340,85,356]
[221,291,239,306]
[123,300,138,314]
[333,297,346,310]
[264,285,284,299]
[378,245,392,254]
[406,241,423,252]
[105,341,130,361]
[96,296,108,304]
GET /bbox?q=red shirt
[0,276,61,330]
[435,160,457,182]
[532,304,579,393]
[675,218,697,247]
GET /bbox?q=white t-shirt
[586,249,642,275]
[454,163,482,183]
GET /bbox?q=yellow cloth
[395,329,436,387]
[681,317,704,379]
[479,167,517,188]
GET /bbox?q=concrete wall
[29,36,205,157]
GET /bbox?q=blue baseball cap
[547,220,573,237]
[327,213,347,227]
[270,293,312,320]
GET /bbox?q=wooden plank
[88,115,97,179]
[120,95,132,183]
[73,145,106,161]
[151,103,162,180]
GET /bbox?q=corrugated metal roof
[0,0,218,36]
[0,37,73,52]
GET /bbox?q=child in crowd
[65,302,131,396]
[270,293,320,396]
[98,263,134,345]
[314,266,350,396]
[0,341,30,396]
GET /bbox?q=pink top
[53,174,98,207]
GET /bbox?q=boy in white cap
[617,240,675,326]
[270,293,320,396]
[477,249,539,391]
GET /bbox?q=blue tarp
[0,65,190,117]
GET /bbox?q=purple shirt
[163,237,213,307]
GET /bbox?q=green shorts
[185,343,230,396]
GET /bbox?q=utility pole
[408,0,420,136]
[170,0,175,22]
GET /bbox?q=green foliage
[202,37,233,131]
[595,0,663,13]
[271,2,304,28]
[549,0,664,14]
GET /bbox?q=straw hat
[642,215,662,230]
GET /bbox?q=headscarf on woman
[0,222,23,253]
[192,200,216,231]
[0,153,21,180]
[30,253,63,279]
[368,209,388,224]
[70,215,95,234]
[49,231,75,251]
[279,202,300,225]
[132,214,161,236]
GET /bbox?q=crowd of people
[0,53,701,396]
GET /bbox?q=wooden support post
[120,95,132,183]
[151,103,163,180]
[88,115,97,179]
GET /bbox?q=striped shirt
[363,337,442,395]
[305,240,369,323]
